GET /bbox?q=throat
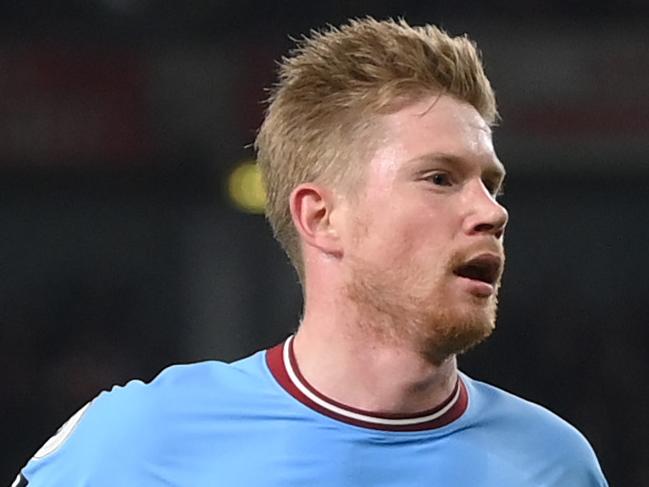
[266,335,468,431]
[290,331,459,416]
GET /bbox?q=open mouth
[453,254,502,286]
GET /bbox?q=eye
[425,172,453,187]
[484,178,505,198]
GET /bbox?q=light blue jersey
[17,337,607,486]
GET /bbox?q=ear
[289,183,343,257]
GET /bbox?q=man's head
[256,18,507,361]
[256,18,497,280]
[340,94,507,362]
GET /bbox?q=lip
[455,275,495,298]
[465,252,502,271]
[453,253,502,280]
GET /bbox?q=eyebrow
[408,152,506,181]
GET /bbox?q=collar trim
[266,336,468,432]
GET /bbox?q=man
[15,18,607,486]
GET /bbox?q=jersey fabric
[18,336,608,486]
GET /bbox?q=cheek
[397,211,459,267]
[347,192,458,263]
[348,208,412,263]
[373,212,439,264]
[399,203,452,236]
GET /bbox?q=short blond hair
[255,17,497,280]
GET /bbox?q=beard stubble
[344,247,501,365]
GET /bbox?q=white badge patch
[33,402,91,459]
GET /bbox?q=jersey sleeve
[17,378,166,486]
[550,426,609,487]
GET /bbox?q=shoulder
[465,375,588,442]
[20,350,269,485]
[148,349,269,394]
[84,356,261,435]
[463,374,608,485]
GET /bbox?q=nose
[463,181,509,239]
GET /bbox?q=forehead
[372,95,504,176]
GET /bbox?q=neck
[292,310,458,415]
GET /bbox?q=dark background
[2,1,648,485]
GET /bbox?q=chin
[414,299,498,363]
[345,257,500,361]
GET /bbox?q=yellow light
[227,161,267,214]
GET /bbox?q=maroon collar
[266,336,468,432]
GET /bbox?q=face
[341,94,508,363]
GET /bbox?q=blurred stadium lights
[227,160,266,214]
